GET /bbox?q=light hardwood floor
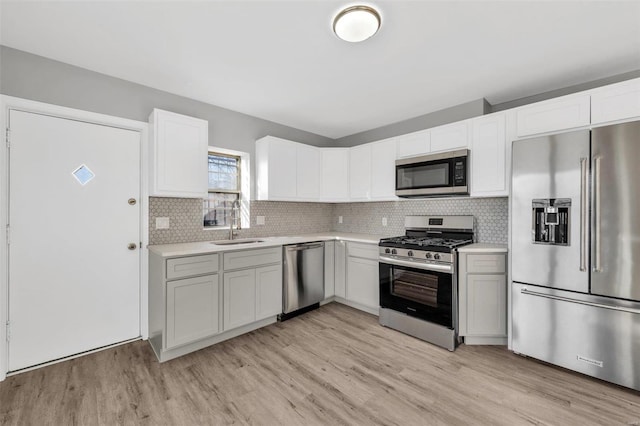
[1,303,639,425]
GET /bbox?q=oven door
[379,259,454,328]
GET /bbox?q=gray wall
[0,46,335,156]
[333,99,490,147]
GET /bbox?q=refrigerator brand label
[577,355,603,368]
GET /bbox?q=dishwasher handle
[285,242,324,251]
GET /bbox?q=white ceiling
[1,1,639,139]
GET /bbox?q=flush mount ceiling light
[333,5,381,43]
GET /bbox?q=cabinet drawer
[167,254,219,280]
[347,242,379,260]
[223,247,282,271]
[465,254,505,274]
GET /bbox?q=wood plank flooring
[1,303,639,425]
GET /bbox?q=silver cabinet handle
[521,288,640,314]
[579,157,588,271]
[593,155,602,272]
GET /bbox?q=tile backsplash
[333,198,508,244]
[149,197,508,245]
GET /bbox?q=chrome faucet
[229,199,241,240]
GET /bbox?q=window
[204,152,241,228]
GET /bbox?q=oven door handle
[379,256,453,274]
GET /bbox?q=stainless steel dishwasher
[279,241,325,320]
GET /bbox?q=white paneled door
[8,110,141,371]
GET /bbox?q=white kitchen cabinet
[166,274,219,349]
[370,139,398,200]
[349,144,372,201]
[255,136,297,200]
[590,78,640,126]
[296,143,321,200]
[223,268,256,331]
[324,241,336,299]
[320,148,349,202]
[149,109,208,198]
[470,113,508,197]
[222,247,282,331]
[430,120,470,152]
[396,129,430,159]
[334,240,347,298]
[255,264,283,320]
[458,251,507,345]
[516,94,591,137]
[345,242,379,313]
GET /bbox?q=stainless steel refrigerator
[511,121,640,391]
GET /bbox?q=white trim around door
[0,95,149,381]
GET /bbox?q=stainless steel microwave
[395,149,469,197]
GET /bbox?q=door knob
[128,198,137,205]
[128,243,137,250]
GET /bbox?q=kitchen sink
[210,238,265,246]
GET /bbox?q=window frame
[204,151,242,229]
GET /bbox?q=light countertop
[457,243,508,253]
[148,232,390,258]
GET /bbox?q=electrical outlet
[155,217,170,229]
[338,216,343,224]
[256,216,266,225]
[382,217,387,227]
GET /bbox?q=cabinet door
[346,257,379,309]
[466,274,506,336]
[256,136,297,200]
[223,269,256,331]
[591,78,640,126]
[430,121,470,152]
[166,274,219,348]
[324,241,335,299]
[470,113,507,196]
[320,149,349,202]
[396,130,430,158]
[150,109,208,198]
[516,94,590,137]
[334,241,347,298]
[255,264,283,320]
[296,144,321,200]
[370,139,398,200]
[349,144,372,200]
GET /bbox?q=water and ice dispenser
[532,199,570,245]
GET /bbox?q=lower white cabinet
[223,268,256,331]
[324,241,336,299]
[166,274,219,349]
[344,242,379,313]
[458,250,507,345]
[222,247,283,332]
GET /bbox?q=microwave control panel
[453,157,467,186]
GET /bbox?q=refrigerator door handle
[521,288,640,314]
[593,155,602,272]
[580,157,588,272]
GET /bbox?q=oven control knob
[425,252,432,259]
[434,253,441,260]
[385,248,391,254]
[407,250,414,257]
[391,249,397,255]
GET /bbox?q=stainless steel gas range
[378,215,474,351]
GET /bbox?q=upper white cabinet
[256,136,297,200]
[349,144,372,201]
[320,148,349,202]
[396,129,430,158]
[370,139,398,201]
[296,143,321,200]
[430,120,470,152]
[516,94,590,137]
[591,78,640,126]
[149,109,208,198]
[470,113,508,197]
